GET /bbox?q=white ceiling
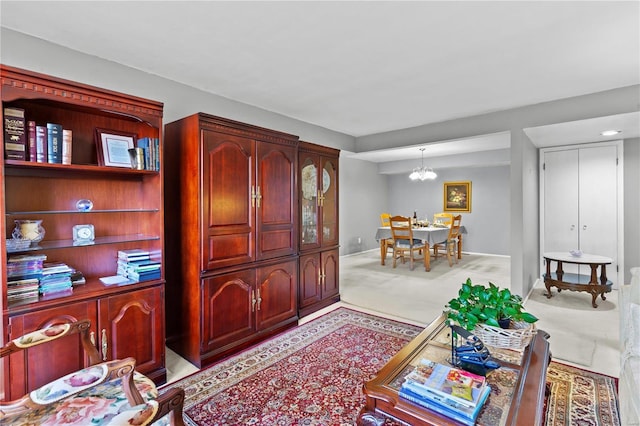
[1,1,639,162]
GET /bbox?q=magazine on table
[399,383,491,425]
[402,358,488,408]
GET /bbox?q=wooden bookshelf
[1,65,166,401]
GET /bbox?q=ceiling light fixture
[409,148,437,181]
[600,129,621,136]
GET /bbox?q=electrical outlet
[357,237,362,244]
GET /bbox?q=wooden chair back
[389,215,414,244]
[0,319,186,426]
[448,214,462,240]
[434,212,453,225]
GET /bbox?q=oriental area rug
[168,308,620,426]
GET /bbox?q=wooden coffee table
[357,314,550,426]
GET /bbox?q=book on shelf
[399,383,491,426]
[3,107,26,160]
[135,137,160,171]
[62,129,72,164]
[402,358,488,409]
[127,269,161,282]
[28,120,37,162]
[46,122,63,163]
[117,248,151,261]
[36,125,47,163]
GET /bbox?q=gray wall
[624,138,640,283]
[2,28,639,293]
[386,165,510,255]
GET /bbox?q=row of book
[7,254,84,302]
[3,107,72,164]
[115,249,161,282]
[136,137,160,171]
[399,358,491,426]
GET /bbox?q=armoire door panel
[207,233,253,267]
[203,130,255,269]
[299,254,322,308]
[321,158,339,247]
[256,260,297,331]
[256,142,296,259]
[202,272,255,352]
[322,249,339,299]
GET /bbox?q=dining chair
[432,214,462,266]
[379,213,395,264]
[389,215,428,271]
[433,212,454,226]
[0,319,185,426]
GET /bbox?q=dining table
[375,225,467,269]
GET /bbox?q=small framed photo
[95,129,137,168]
[443,181,471,212]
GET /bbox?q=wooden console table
[357,314,550,426]
[543,252,613,308]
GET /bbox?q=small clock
[72,224,95,245]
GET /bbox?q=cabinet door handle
[251,289,257,312]
[90,331,96,347]
[583,225,587,230]
[570,225,575,230]
[251,186,256,208]
[256,288,262,311]
[101,329,108,361]
[256,186,262,208]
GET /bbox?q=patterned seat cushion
[3,371,167,426]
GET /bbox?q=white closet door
[578,145,618,285]
[544,149,579,251]
[543,149,580,276]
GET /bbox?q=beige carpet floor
[339,250,620,378]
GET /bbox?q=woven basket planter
[473,320,537,350]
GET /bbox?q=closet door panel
[544,149,579,253]
[578,145,618,284]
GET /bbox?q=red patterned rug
[167,307,620,426]
[545,361,620,426]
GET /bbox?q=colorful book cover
[399,384,491,425]
[3,107,26,160]
[403,358,487,408]
[36,125,47,163]
[46,122,63,163]
[28,120,37,162]
[136,137,150,170]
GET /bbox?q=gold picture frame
[443,181,471,212]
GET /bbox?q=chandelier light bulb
[409,148,437,181]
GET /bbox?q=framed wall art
[443,181,471,212]
[95,128,137,168]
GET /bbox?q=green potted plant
[445,278,538,332]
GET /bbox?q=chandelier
[409,148,437,181]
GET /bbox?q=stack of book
[117,249,161,282]
[399,358,491,426]
[6,254,46,302]
[39,261,74,295]
[135,137,160,171]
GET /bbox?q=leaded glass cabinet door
[321,157,338,247]
[300,153,320,250]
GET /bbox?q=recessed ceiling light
[600,130,621,136]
